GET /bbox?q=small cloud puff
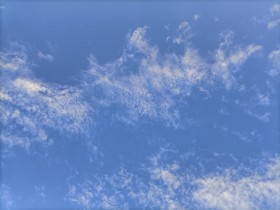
[193,14,200,21]
[37,51,54,62]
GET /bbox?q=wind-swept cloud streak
[84,25,262,127]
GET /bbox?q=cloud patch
[268,4,280,29]
[37,51,54,62]
[194,157,280,210]
[0,48,91,149]
[85,26,262,127]
[66,149,280,210]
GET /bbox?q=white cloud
[66,149,280,210]
[257,93,270,106]
[0,25,267,147]
[211,32,262,89]
[193,157,280,210]
[0,184,13,210]
[12,78,47,94]
[268,48,280,76]
[37,51,54,62]
[173,21,192,45]
[85,27,262,127]
[127,26,158,59]
[0,90,12,102]
[0,50,91,149]
[35,185,46,198]
[164,24,170,31]
[267,4,280,29]
[270,3,280,15]
[0,50,28,71]
[67,185,94,209]
[247,111,271,123]
[193,14,200,21]
[268,19,280,29]
[66,149,191,210]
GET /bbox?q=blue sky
[0,1,280,210]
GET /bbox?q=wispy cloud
[211,31,262,89]
[66,149,192,210]
[0,184,13,210]
[0,48,91,149]
[268,48,280,76]
[0,50,28,71]
[37,51,54,62]
[85,26,262,128]
[268,4,280,29]
[172,21,192,45]
[193,157,280,210]
[0,24,268,149]
[66,149,280,210]
[34,185,46,199]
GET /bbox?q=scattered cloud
[173,21,192,45]
[193,157,280,210]
[12,78,47,94]
[0,50,28,71]
[0,24,269,151]
[37,51,54,62]
[246,111,271,123]
[35,185,46,199]
[268,48,280,76]
[66,149,191,210]
[267,4,280,29]
[0,49,92,149]
[164,24,170,31]
[256,93,270,106]
[85,26,263,128]
[193,14,200,21]
[66,149,280,210]
[0,184,13,210]
[211,31,262,89]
